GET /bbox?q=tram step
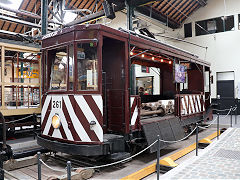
[104,134,126,153]
[107,152,131,162]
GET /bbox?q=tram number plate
[52,99,62,109]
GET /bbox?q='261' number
[52,100,62,109]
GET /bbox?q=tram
[0,42,41,137]
[37,24,211,157]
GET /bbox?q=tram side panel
[41,94,103,143]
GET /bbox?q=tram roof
[42,24,210,67]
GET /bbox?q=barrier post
[235,105,237,124]
[0,152,5,180]
[37,152,41,180]
[67,161,71,180]
[196,123,199,156]
[230,106,233,127]
[156,135,160,180]
[217,113,219,140]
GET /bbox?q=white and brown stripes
[180,94,205,116]
[41,95,103,143]
[130,96,140,127]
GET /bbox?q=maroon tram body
[37,24,211,157]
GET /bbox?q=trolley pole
[196,123,199,156]
[156,135,160,180]
[230,106,233,127]
[217,113,220,140]
[37,152,41,180]
[67,161,71,180]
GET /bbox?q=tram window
[77,43,98,91]
[49,47,67,90]
[180,73,188,91]
[69,44,74,90]
[204,71,210,92]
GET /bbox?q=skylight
[0,0,22,10]
[64,12,78,24]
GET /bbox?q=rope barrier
[71,106,235,170]
[39,124,198,171]
[74,125,199,170]
[232,106,237,111]
[0,114,34,125]
[4,170,21,180]
[158,126,197,143]
[76,139,158,170]
[199,106,237,130]
[199,116,218,129]
[212,108,231,112]
[222,108,233,119]
[38,106,237,172]
[40,159,66,172]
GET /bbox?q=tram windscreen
[77,43,98,91]
[49,47,67,90]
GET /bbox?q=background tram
[0,42,41,137]
[38,24,211,158]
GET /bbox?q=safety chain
[158,126,197,143]
[222,107,234,119]
[199,106,237,130]
[0,114,34,125]
[40,159,66,172]
[74,126,199,170]
[40,125,198,171]
[38,107,238,172]
[74,139,158,170]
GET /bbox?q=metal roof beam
[196,0,207,6]
[128,0,156,7]
[0,15,55,31]
[136,6,180,29]
[0,30,27,37]
[0,5,62,25]
[65,2,125,27]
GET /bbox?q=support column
[126,0,136,95]
[1,46,5,109]
[41,0,48,35]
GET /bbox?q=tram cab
[38,24,211,156]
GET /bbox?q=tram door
[217,71,235,113]
[102,37,126,133]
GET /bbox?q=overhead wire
[154,33,207,49]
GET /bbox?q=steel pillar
[41,0,48,35]
[126,0,136,95]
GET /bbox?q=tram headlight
[52,114,61,129]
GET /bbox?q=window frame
[44,39,102,95]
[184,23,192,38]
[47,45,69,93]
[68,43,74,91]
[195,15,235,36]
[75,40,101,94]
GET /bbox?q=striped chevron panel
[41,95,103,143]
[130,96,140,126]
[181,94,205,116]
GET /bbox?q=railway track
[47,154,99,169]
